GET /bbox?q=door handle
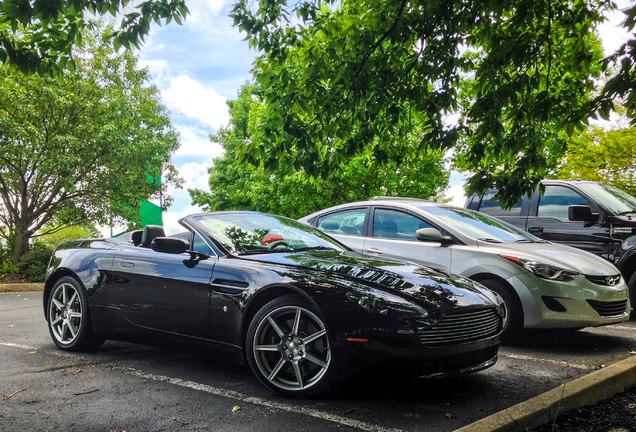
[364,247,383,254]
[119,262,135,268]
[528,227,543,235]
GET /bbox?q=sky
[126,0,633,235]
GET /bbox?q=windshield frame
[188,212,348,256]
[576,182,636,216]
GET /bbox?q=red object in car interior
[262,234,284,245]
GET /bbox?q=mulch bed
[0,273,29,284]
[534,386,636,431]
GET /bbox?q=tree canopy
[190,84,449,218]
[0,0,188,74]
[0,26,181,261]
[557,126,636,196]
[231,0,623,206]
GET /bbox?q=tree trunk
[12,222,32,265]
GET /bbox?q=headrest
[140,225,166,248]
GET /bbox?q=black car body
[465,180,636,300]
[44,211,503,397]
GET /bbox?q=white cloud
[180,161,213,191]
[187,0,227,25]
[174,124,224,159]
[162,204,207,235]
[446,184,467,207]
[163,74,231,129]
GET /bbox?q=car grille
[418,308,501,346]
[587,299,628,317]
[585,275,622,286]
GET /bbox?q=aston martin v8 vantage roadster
[44,211,503,397]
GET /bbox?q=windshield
[192,212,346,255]
[577,183,636,215]
[420,205,538,243]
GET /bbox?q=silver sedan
[299,198,630,340]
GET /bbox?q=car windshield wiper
[293,246,339,252]
[514,239,534,243]
[618,210,636,216]
[477,238,503,243]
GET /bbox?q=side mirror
[151,237,189,254]
[416,228,452,243]
[568,205,598,222]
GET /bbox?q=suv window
[537,186,589,221]
[316,208,366,236]
[373,209,432,240]
[479,190,522,216]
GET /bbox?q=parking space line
[500,352,591,370]
[0,342,401,432]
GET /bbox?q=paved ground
[2,291,635,431]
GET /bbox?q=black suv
[465,180,636,298]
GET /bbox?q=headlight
[346,290,429,318]
[500,255,579,282]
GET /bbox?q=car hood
[478,241,620,276]
[244,250,497,310]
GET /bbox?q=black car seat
[140,225,166,248]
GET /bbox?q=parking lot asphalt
[2,291,636,431]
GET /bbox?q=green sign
[139,200,162,227]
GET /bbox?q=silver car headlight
[500,254,580,282]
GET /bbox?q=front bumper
[506,272,630,329]
[345,333,501,379]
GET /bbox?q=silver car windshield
[577,183,636,215]
[193,213,345,255]
[421,205,537,243]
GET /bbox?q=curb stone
[455,354,636,432]
[0,283,44,292]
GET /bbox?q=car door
[362,207,452,271]
[111,230,216,338]
[527,184,611,257]
[312,207,369,253]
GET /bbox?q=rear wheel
[246,295,342,397]
[47,276,104,351]
[476,278,523,343]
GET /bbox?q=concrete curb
[0,283,44,292]
[455,354,636,432]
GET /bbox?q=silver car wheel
[48,282,83,346]
[252,305,331,392]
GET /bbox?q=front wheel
[477,278,524,343]
[47,276,105,351]
[246,295,342,397]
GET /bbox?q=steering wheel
[268,241,290,250]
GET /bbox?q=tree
[0,26,181,262]
[557,126,636,196]
[190,84,449,219]
[231,0,610,207]
[0,0,188,74]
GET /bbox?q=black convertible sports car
[44,211,504,397]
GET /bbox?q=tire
[47,276,105,351]
[246,295,342,397]
[628,272,636,308]
[477,278,524,343]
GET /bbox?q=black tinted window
[479,190,522,216]
[193,232,213,255]
[537,186,588,221]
